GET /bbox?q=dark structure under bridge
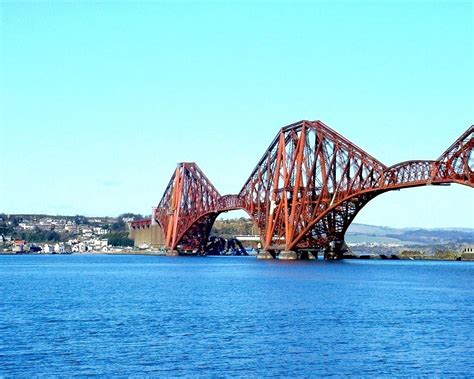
[130,120,474,260]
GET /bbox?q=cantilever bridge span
[131,120,473,259]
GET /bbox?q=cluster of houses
[16,217,108,236]
[347,241,404,248]
[1,215,114,254]
[10,238,109,254]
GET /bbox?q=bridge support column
[324,240,348,260]
[278,250,298,260]
[166,249,179,257]
[256,250,274,259]
[308,251,318,260]
[299,250,318,260]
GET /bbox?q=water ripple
[0,255,473,376]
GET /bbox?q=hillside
[212,218,473,246]
[346,223,474,245]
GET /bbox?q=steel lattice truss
[434,127,473,184]
[154,162,222,250]
[132,121,473,256]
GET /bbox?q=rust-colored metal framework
[131,121,473,258]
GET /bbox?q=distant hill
[213,219,473,245]
[346,223,474,245]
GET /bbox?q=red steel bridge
[131,120,474,259]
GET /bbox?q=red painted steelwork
[143,121,473,256]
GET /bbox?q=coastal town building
[461,245,474,253]
[13,240,26,252]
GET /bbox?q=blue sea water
[0,254,473,377]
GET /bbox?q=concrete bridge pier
[166,249,179,257]
[299,250,318,260]
[256,250,274,259]
[324,240,348,260]
[278,250,298,260]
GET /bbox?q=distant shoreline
[1,251,473,261]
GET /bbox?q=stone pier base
[256,250,274,259]
[278,250,298,260]
[166,249,179,257]
[298,250,318,260]
[324,240,348,260]
[307,251,318,260]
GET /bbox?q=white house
[53,243,66,253]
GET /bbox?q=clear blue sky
[1,0,473,228]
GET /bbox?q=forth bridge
[131,120,473,260]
